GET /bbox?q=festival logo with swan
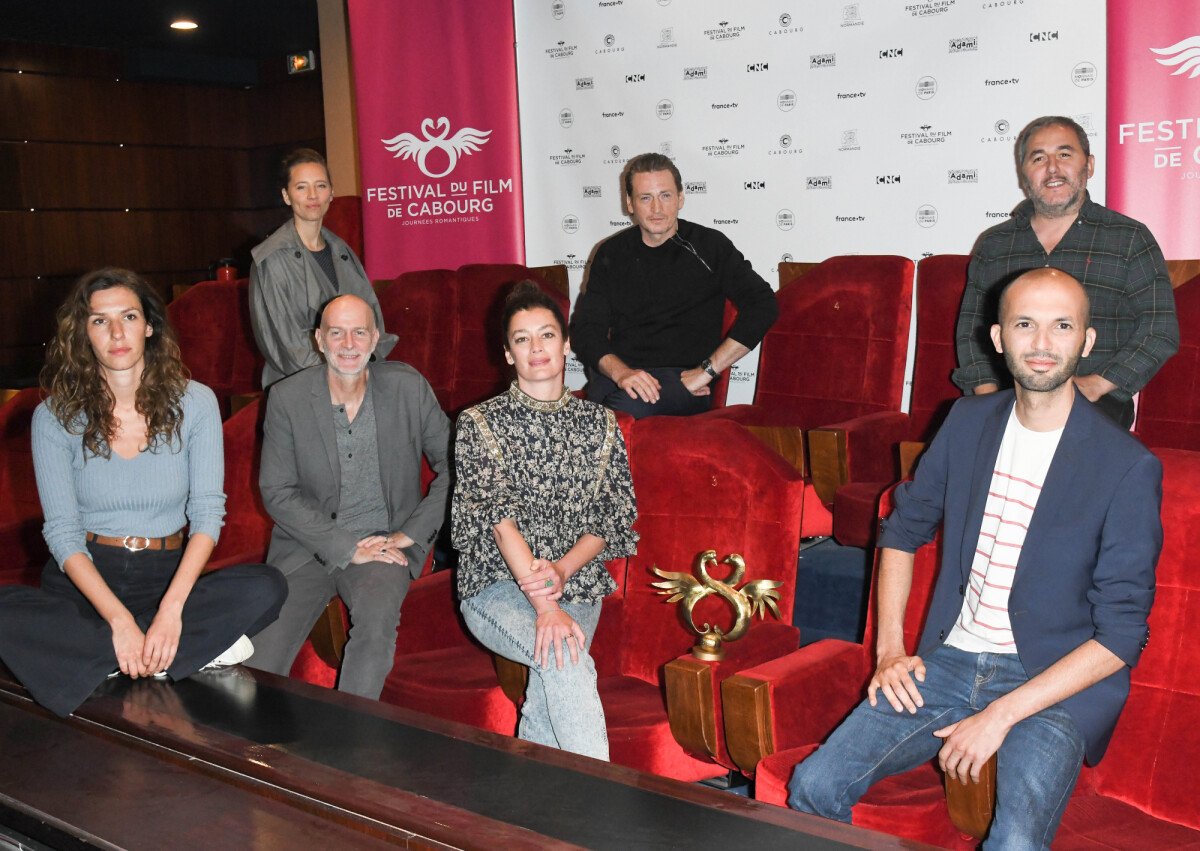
[381,117,492,179]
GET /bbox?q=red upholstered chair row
[1136,273,1200,452]
[167,278,263,417]
[0,389,48,587]
[830,254,968,548]
[707,255,915,541]
[743,449,1200,848]
[367,415,806,783]
[377,264,570,415]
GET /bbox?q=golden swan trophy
[651,550,783,661]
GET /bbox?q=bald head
[316,295,379,377]
[998,268,1090,327]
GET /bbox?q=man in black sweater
[570,153,778,418]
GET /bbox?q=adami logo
[1152,36,1200,78]
[382,117,491,179]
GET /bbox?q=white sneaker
[201,635,254,670]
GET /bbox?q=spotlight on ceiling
[170,19,199,31]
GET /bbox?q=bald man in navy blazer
[789,268,1162,849]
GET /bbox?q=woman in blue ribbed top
[0,268,287,716]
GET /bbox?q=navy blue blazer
[879,389,1161,764]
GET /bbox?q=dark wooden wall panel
[0,39,325,382]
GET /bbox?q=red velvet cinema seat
[167,278,263,418]
[208,398,273,571]
[737,448,1200,848]
[598,416,805,781]
[0,389,48,587]
[378,264,569,414]
[709,256,914,539]
[829,255,967,547]
[1136,272,1200,451]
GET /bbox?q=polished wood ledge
[0,666,933,850]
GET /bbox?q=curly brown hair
[40,268,190,459]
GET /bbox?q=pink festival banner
[1108,1,1200,260]
[347,0,524,278]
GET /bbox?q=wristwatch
[700,358,719,380]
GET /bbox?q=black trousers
[0,542,286,717]
[585,366,714,419]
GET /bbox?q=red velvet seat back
[616,417,804,684]
[0,389,47,585]
[1084,447,1200,829]
[323,195,364,263]
[910,255,969,442]
[1136,274,1200,451]
[209,398,271,568]
[753,256,914,428]
[379,268,459,409]
[168,279,263,399]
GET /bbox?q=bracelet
[700,358,719,380]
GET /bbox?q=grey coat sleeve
[249,255,323,385]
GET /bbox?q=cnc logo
[625,73,645,83]
[575,77,594,90]
[583,185,602,198]
[747,62,769,72]
[545,40,578,59]
[915,205,938,228]
[1151,37,1200,78]
[656,99,674,120]
[948,169,979,183]
[558,108,574,128]
[1072,62,1097,87]
[684,181,707,194]
[561,214,580,234]
[776,209,796,231]
[744,180,766,190]
[880,48,904,58]
[806,176,832,189]
[915,76,938,99]
[551,1,565,20]
[842,4,863,26]
[778,90,797,111]
[811,53,837,68]
[1029,31,1059,42]
[949,37,978,53]
[683,66,709,80]
[381,116,491,179]
[876,175,901,184]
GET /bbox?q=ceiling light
[171,19,198,31]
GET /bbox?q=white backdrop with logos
[515,0,1106,402]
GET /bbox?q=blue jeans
[787,645,1084,850]
[461,581,608,760]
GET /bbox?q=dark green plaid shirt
[953,196,1178,402]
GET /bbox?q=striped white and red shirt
[946,408,1063,655]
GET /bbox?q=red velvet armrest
[693,403,765,426]
[721,638,870,775]
[807,411,909,505]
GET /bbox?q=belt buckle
[122,535,151,552]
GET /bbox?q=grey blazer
[249,219,398,387]
[259,362,450,579]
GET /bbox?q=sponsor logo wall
[516,1,1104,400]
[1108,0,1200,260]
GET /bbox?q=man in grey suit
[247,294,451,698]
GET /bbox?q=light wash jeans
[788,645,1085,850]
[461,580,608,760]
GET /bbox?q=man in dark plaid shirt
[953,115,1178,427]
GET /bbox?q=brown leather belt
[86,530,185,552]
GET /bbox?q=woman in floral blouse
[452,281,638,759]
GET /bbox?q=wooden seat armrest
[944,754,997,840]
[665,657,719,761]
[807,429,847,506]
[746,426,806,476]
[898,440,928,480]
[494,655,529,707]
[307,599,349,668]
